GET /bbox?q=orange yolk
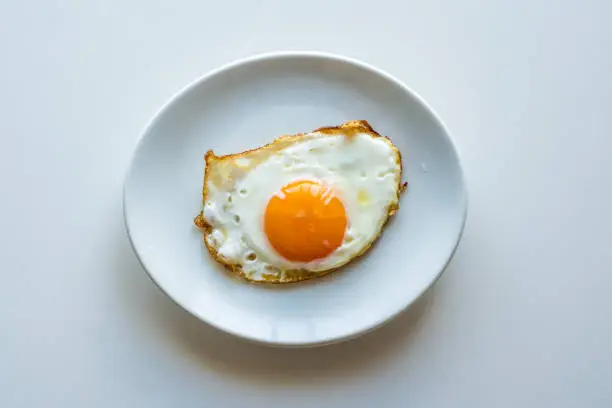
[264,180,347,262]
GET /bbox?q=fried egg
[194,120,404,283]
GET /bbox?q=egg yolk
[264,180,347,262]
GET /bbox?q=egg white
[203,132,401,282]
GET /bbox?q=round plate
[123,52,467,346]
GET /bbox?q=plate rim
[123,51,468,347]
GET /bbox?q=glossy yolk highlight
[264,180,347,262]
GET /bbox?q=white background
[1,0,611,406]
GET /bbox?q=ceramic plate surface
[123,52,467,346]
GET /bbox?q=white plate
[123,52,467,347]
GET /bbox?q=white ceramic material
[123,52,467,346]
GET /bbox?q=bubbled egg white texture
[203,132,401,281]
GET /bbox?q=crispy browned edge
[193,120,407,284]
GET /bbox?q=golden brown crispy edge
[194,120,407,284]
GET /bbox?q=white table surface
[2,0,612,406]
